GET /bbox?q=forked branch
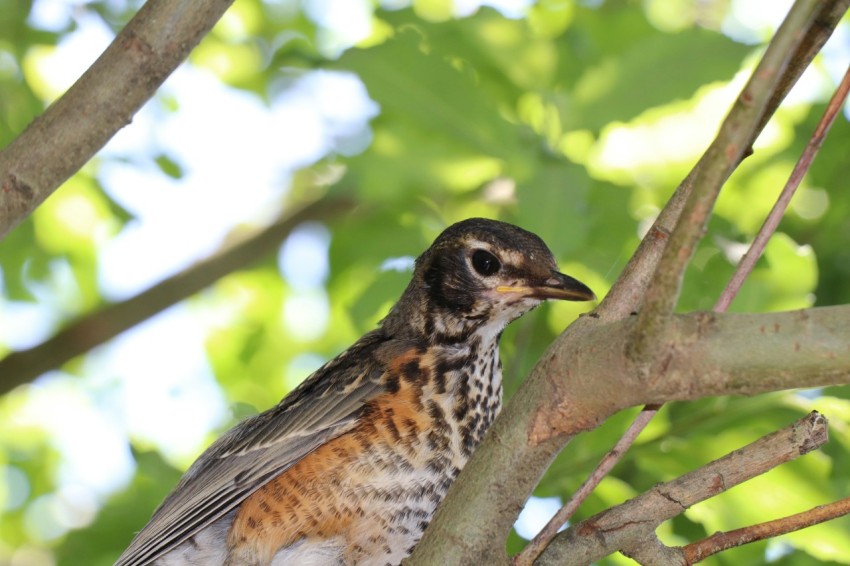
[715,60,850,311]
[596,0,850,322]
[510,2,849,564]
[518,37,850,566]
[535,412,830,566]
[629,0,824,366]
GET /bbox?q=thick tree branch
[0,0,235,239]
[524,52,850,565]
[407,305,850,565]
[407,2,850,563]
[537,411,829,565]
[0,197,353,395]
[621,533,685,566]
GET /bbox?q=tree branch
[715,61,850,311]
[629,0,823,365]
[681,495,850,564]
[514,404,661,566]
[0,196,354,395]
[407,2,850,563]
[597,0,850,323]
[536,411,829,565]
[0,0,235,240]
[523,43,850,566]
[406,304,850,565]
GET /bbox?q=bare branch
[407,301,850,565]
[630,0,824,365]
[513,404,661,566]
[0,197,354,395]
[536,412,829,565]
[681,495,850,564]
[597,0,850,323]
[0,0,235,239]
[715,61,850,311]
[540,40,850,566]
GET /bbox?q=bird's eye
[471,249,501,276]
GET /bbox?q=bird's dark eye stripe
[471,249,500,276]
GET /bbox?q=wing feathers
[115,333,392,566]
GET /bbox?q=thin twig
[682,495,850,564]
[715,62,850,311]
[513,404,661,566]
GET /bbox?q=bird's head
[385,218,595,343]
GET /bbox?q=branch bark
[407,2,850,564]
[629,0,822,365]
[597,0,850,323]
[0,0,235,239]
[537,411,829,565]
[407,305,850,565]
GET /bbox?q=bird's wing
[115,332,392,566]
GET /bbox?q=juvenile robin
[116,218,595,566]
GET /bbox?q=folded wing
[115,332,390,566]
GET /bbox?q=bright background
[1,1,849,564]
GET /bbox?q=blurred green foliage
[1,1,849,565]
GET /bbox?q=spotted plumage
[116,218,594,566]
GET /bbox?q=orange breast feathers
[227,353,434,562]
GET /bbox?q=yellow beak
[497,272,595,302]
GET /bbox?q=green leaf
[153,154,184,179]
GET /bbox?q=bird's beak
[497,271,596,302]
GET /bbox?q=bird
[116,217,595,566]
